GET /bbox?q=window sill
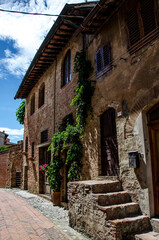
[38,103,45,109]
[129,28,159,55]
[60,80,71,91]
[96,65,112,79]
[30,112,35,116]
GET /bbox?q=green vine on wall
[48,50,94,191]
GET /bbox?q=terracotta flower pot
[51,191,60,206]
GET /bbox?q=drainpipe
[82,33,86,52]
[53,57,57,134]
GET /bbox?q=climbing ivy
[48,50,94,191]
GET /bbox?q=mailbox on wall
[128,151,140,168]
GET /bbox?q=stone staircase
[135,219,159,239]
[68,180,159,240]
[91,180,151,239]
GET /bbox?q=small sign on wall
[128,151,140,168]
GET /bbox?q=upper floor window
[58,113,74,131]
[30,93,35,115]
[96,44,111,78]
[38,83,45,108]
[62,49,71,87]
[126,0,158,53]
[41,129,48,143]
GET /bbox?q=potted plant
[47,156,63,205]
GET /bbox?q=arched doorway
[100,108,120,176]
[148,104,159,216]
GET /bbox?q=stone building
[15,0,159,238]
[0,141,23,188]
[0,131,10,147]
[15,2,97,197]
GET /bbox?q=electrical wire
[0,8,84,18]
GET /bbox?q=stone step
[110,215,151,240]
[93,191,131,206]
[135,231,159,240]
[151,218,159,233]
[90,180,122,193]
[98,202,140,220]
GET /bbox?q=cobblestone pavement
[1,188,91,240]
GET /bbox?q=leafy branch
[16,100,25,125]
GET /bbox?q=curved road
[0,189,72,240]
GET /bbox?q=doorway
[100,108,120,176]
[148,104,159,216]
[39,147,51,194]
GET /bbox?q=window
[38,83,45,108]
[30,94,35,115]
[62,49,71,87]
[25,137,28,152]
[32,142,34,158]
[41,129,48,143]
[127,0,158,53]
[59,113,74,131]
[95,44,111,77]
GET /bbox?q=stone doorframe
[136,101,159,218]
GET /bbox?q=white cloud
[4,49,12,57]
[0,0,97,78]
[9,135,22,140]
[0,127,24,135]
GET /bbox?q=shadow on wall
[134,155,147,189]
[32,162,37,182]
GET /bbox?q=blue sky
[0,0,97,143]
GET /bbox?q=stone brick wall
[68,181,108,239]
[54,39,82,132]
[0,143,23,188]
[23,35,82,194]
[0,150,9,187]
[68,181,151,240]
[23,65,55,193]
[6,143,23,188]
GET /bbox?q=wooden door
[100,108,120,176]
[43,148,51,194]
[39,147,51,194]
[148,105,159,216]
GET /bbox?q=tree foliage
[0,145,11,152]
[16,100,25,125]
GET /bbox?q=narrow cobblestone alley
[0,189,90,240]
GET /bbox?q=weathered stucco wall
[22,0,159,218]
[80,1,159,217]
